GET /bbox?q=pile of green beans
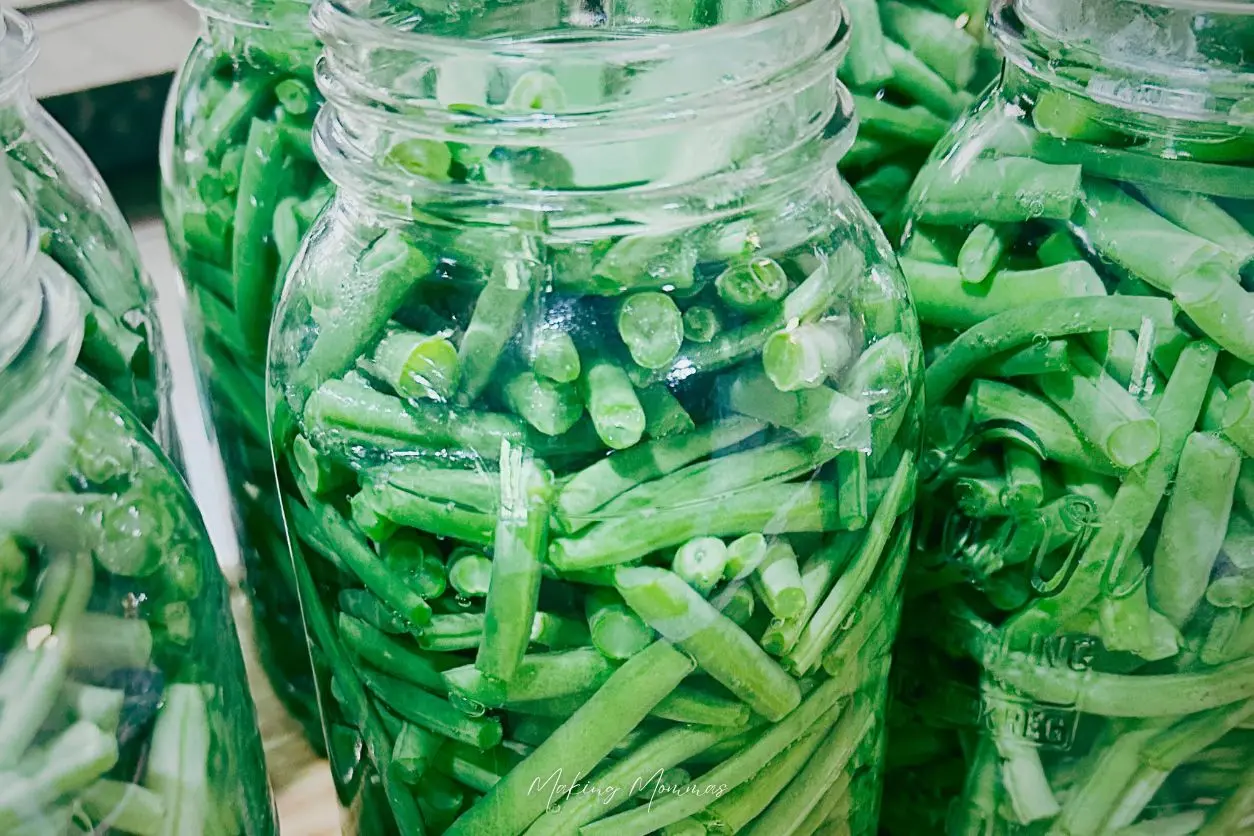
[900,64,1254,834]
[267,55,922,828]
[161,10,328,737]
[837,0,998,229]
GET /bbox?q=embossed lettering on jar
[268,1,924,834]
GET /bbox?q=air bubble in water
[451,692,487,717]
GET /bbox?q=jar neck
[0,8,36,105]
[311,0,853,230]
[0,163,82,462]
[992,0,1254,131]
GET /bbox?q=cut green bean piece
[911,157,1083,224]
[904,258,1105,330]
[763,317,858,392]
[752,539,807,619]
[445,648,615,708]
[1139,186,1254,267]
[503,371,583,437]
[616,566,801,720]
[448,551,493,598]
[459,257,536,402]
[673,537,730,597]
[881,0,981,88]
[715,257,789,315]
[728,367,870,450]
[683,305,722,344]
[957,223,1010,284]
[585,588,654,660]
[841,0,894,89]
[362,325,460,401]
[1036,344,1161,469]
[725,533,770,581]
[581,358,647,450]
[1149,433,1241,628]
[231,117,285,357]
[477,448,553,683]
[619,291,684,370]
[969,379,1117,474]
[638,384,696,439]
[530,328,581,384]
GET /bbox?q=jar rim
[0,9,37,97]
[314,78,858,228]
[313,0,845,62]
[189,0,312,29]
[993,0,1254,124]
[312,0,855,222]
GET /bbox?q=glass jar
[267,0,923,833]
[836,0,998,230]
[902,0,1254,832]
[0,158,276,834]
[160,0,328,741]
[1,8,173,442]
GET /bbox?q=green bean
[1148,433,1241,628]
[616,566,801,720]
[880,0,981,88]
[925,297,1176,405]
[904,258,1105,330]
[476,448,552,683]
[444,641,694,835]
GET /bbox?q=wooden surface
[233,593,341,835]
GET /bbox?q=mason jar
[901,0,1254,832]
[160,0,328,741]
[0,156,276,835]
[267,1,924,833]
[1,8,173,442]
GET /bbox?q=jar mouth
[993,0,1254,125]
[188,0,312,28]
[0,9,37,98]
[316,78,855,228]
[313,0,854,222]
[315,0,846,60]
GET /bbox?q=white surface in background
[134,218,339,821]
[20,0,199,98]
[132,218,242,575]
